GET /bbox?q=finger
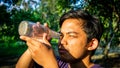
[44,23,48,27]
[20,36,31,41]
[36,22,40,24]
[43,33,51,46]
[43,23,50,34]
[26,40,34,47]
[27,42,38,54]
[20,36,36,48]
[36,22,41,27]
[20,36,36,46]
[32,24,39,34]
[20,36,39,46]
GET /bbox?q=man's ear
[87,38,98,50]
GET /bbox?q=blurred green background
[0,0,120,68]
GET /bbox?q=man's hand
[31,22,51,41]
[20,33,58,68]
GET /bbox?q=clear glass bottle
[18,21,60,39]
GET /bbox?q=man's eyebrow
[67,32,79,34]
[59,31,78,34]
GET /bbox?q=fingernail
[20,36,25,39]
[20,36,23,39]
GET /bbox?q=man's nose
[60,36,67,45]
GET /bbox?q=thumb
[43,33,51,46]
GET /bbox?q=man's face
[59,19,88,62]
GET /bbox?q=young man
[16,9,103,68]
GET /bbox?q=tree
[85,0,120,59]
[0,0,94,46]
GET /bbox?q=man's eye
[60,34,63,39]
[69,35,77,38]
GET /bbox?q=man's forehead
[62,18,84,25]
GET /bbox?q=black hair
[59,9,103,43]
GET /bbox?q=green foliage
[0,5,11,25]
[0,0,74,57]
[85,0,120,47]
[0,0,84,45]
[51,38,59,56]
[0,0,119,57]
[0,42,27,57]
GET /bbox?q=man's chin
[59,53,77,63]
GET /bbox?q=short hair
[59,9,103,43]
